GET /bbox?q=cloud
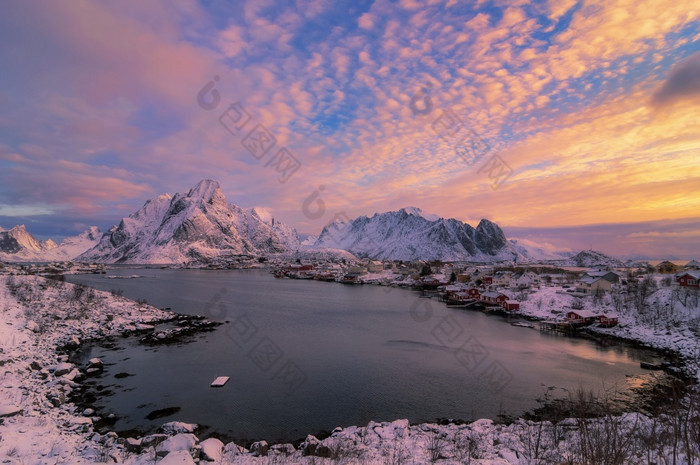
[652,52,700,106]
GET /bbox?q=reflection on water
[68,268,666,442]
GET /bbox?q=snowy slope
[0,225,101,262]
[313,207,522,262]
[508,238,573,261]
[79,179,300,264]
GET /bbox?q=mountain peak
[187,179,225,204]
[79,180,300,264]
[397,206,440,221]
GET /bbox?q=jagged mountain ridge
[78,179,300,264]
[0,225,101,262]
[312,207,522,261]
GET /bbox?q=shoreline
[1,273,698,464]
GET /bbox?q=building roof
[481,291,506,298]
[677,270,700,279]
[685,260,700,268]
[568,310,598,318]
[579,276,603,285]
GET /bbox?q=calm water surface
[68,268,662,442]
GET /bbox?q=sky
[0,0,699,259]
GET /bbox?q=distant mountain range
[0,179,629,266]
[0,225,101,262]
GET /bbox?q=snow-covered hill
[78,179,300,264]
[312,207,523,262]
[0,225,101,262]
[553,249,624,267]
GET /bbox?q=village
[271,258,700,337]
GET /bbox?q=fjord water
[68,269,659,442]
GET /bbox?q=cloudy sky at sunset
[1,0,699,258]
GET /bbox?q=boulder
[52,362,73,377]
[25,320,40,332]
[0,405,22,418]
[300,435,320,456]
[250,440,269,457]
[159,450,196,465]
[88,358,103,368]
[199,437,224,462]
[125,437,142,453]
[271,443,295,455]
[141,434,169,448]
[160,421,198,435]
[155,433,199,458]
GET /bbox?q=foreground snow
[1,276,699,464]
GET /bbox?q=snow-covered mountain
[508,238,573,261]
[554,249,625,268]
[78,179,300,264]
[0,225,101,262]
[312,207,523,262]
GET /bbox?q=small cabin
[566,310,598,325]
[676,271,700,288]
[467,288,481,299]
[482,276,493,285]
[502,300,520,311]
[480,291,508,304]
[598,314,619,327]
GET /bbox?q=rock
[155,433,198,458]
[200,438,224,462]
[224,442,248,455]
[52,362,73,377]
[159,450,196,465]
[250,440,269,457]
[86,367,101,375]
[83,408,95,416]
[141,434,169,448]
[300,435,320,456]
[88,357,103,368]
[271,443,295,455]
[29,360,42,370]
[0,405,22,418]
[160,421,198,435]
[125,437,143,453]
[67,416,93,433]
[25,320,40,332]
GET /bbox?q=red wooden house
[566,310,598,325]
[598,314,619,327]
[676,271,700,288]
[480,291,508,305]
[502,300,520,311]
[467,288,481,299]
[482,276,493,285]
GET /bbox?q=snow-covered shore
[1,275,699,464]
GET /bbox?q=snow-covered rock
[155,433,199,457]
[199,437,224,462]
[158,450,197,465]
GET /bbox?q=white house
[510,270,540,288]
[576,276,612,294]
[492,271,513,287]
